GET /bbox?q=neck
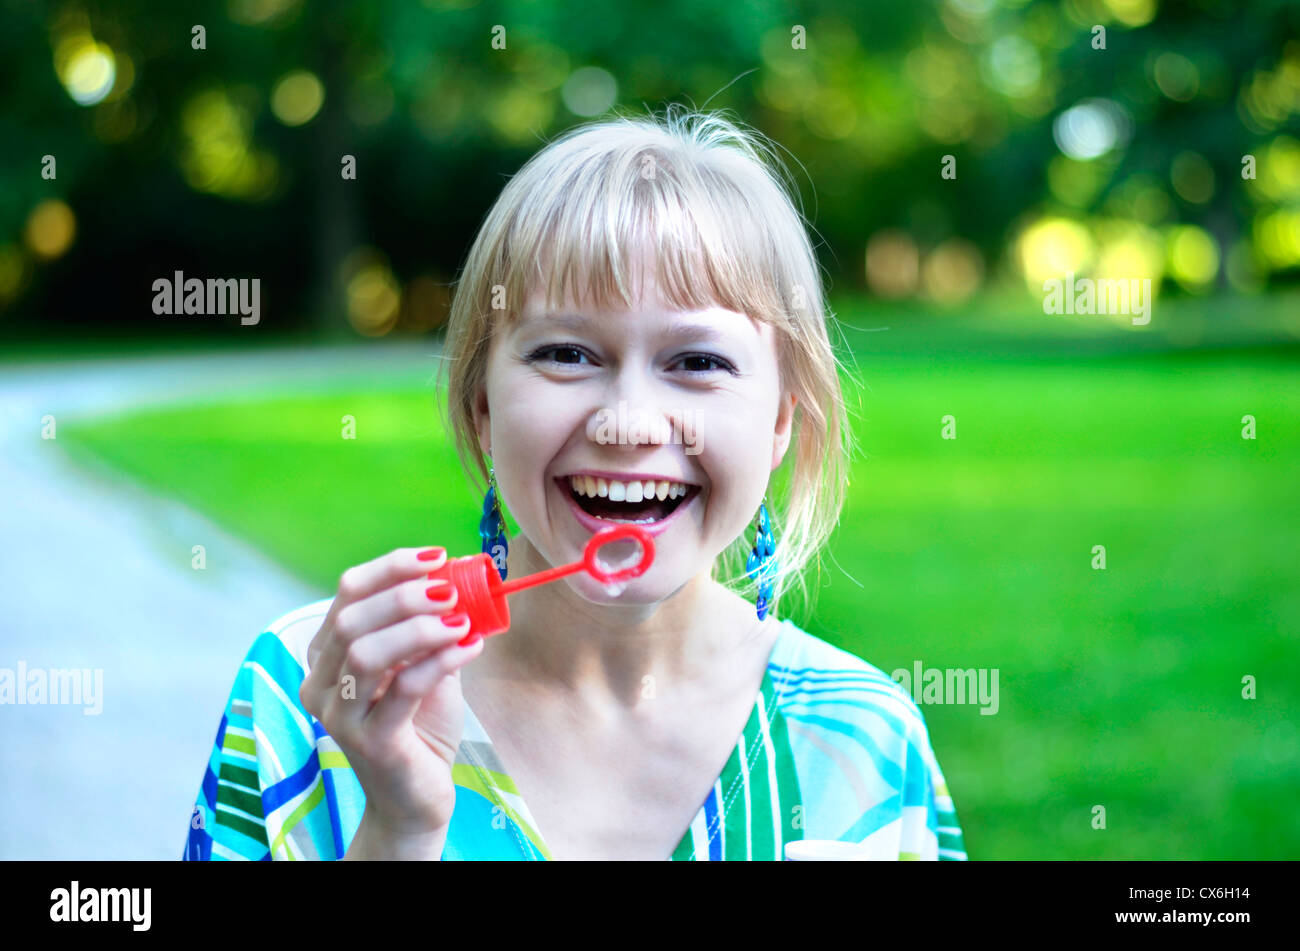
[476,534,768,716]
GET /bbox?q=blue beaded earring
[479,464,509,581]
[746,498,777,620]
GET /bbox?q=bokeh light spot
[180,88,279,200]
[561,67,617,117]
[866,231,920,298]
[1016,218,1094,287]
[1170,152,1215,204]
[1249,135,1300,202]
[271,70,324,126]
[1154,52,1200,102]
[488,86,554,143]
[344,249,402,336]
[1253,208,1300,269]
[1053,99,1131,160]
[58,38,116,106]
[23,200,77,260]
[1094,220,1164,286]
[1166,225,1220,290]
[1104,0,1157,28]
[983,35,1040,98]
[922,238,984,304]
[0,245,28,302]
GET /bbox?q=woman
[184,106,968,861]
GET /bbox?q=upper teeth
[568,476,690,502]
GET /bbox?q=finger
[340,546,447,598]
[312,581,458,696]
[331,613,473,734]
[334,575,460,654]
[308,546,447,671]
[348,610,471,709]
[364,635,484,737]
[313,576,456,690]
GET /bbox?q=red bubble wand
[425,524,655,645]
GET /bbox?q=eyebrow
[526,312,733,344]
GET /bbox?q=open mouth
[558,475,698,525]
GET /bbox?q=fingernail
[417,547,446,561]
[457,632,482,648]
[443,611,469,628]
[425,581,452,601]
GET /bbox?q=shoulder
[208,597,363,861]
[253,597,336,676]
[765,617,965,856]
[766,616,930,740]
[228,597,336,749]
[226,596,336,694]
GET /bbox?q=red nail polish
[417,547,446,561]
[443,612,468,628]
[457,632,482,648]
[425,582,452,601]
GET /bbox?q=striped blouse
[183,598,968,861]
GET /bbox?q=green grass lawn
[54,308,1300,859]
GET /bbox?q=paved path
[0,342,443,859]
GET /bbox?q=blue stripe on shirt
[263,748,322,813]
[702,787,722,861]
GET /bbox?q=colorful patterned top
[183,598,968,861]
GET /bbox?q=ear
[771,391,797,471]
[472,385,491,457]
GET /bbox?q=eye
[673,353,737,375]
[527,345,593,367]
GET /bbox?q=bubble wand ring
[425,524,655,645]
[498,523,655,592]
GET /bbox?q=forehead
[516,294,769,344]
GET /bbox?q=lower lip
[557,480,697,539]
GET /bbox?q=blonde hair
[438,105,855,621]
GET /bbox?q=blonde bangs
[492,124,802,343]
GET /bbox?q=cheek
[693,406,770,467]
[496,380,563,444]
[491,384,586,505]
[693,414,774,520]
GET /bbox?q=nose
[586,400,675,447]
[585,373,678,449]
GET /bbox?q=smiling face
[472,266,795,607]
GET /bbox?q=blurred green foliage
[2,0,1299,340]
